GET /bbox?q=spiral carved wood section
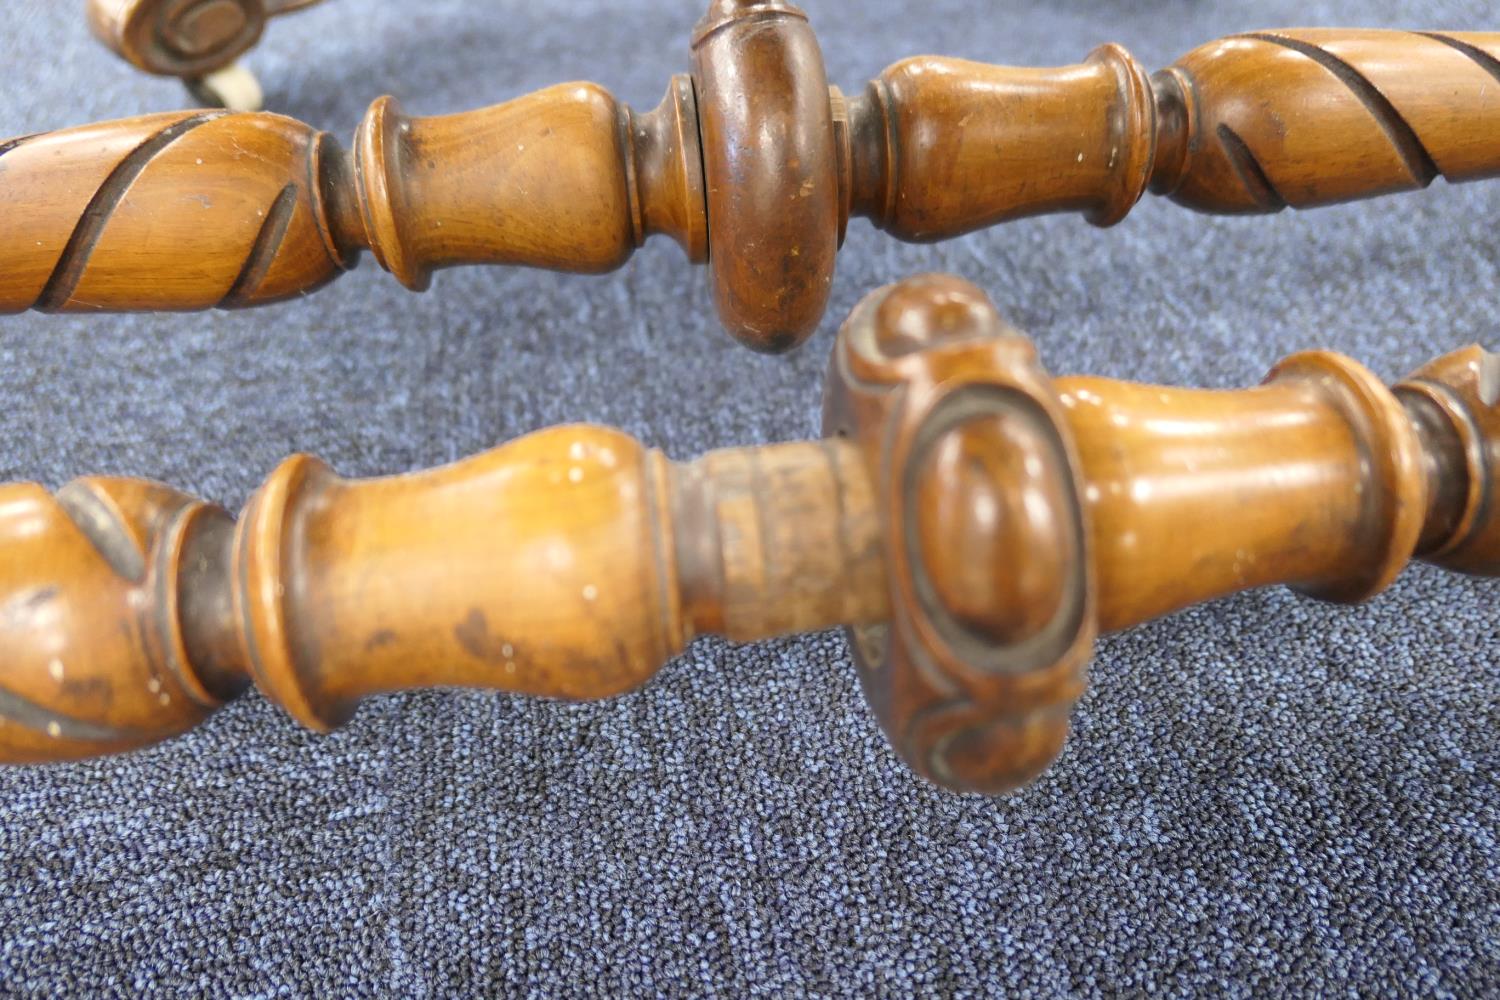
[29,10,1500,343]
[0,110,345,313]
[0,478,239,763]
[1152,30,1500,212]
[0,77,708,313]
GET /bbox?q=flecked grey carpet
[0,0,1496,996]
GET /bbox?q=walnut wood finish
[87,0,325,79]
[2,275,1495,792]
[29,5,1500,348]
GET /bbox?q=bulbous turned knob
[692,0,839,353]
[915,413,1076,646]
[879,275,1079,645]
[872,274,1003,356]
[825,275,1096,795]
[88,0,271,78]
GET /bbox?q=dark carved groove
[0,133,38,162]
[0,684,134,743]
[234,490,275,700]
[221,182,299,307]
[871,76,899,226]
[1405,377,1494,556]
[35,112,224,312]
[308,131,352,270]
[1247,33,1439,188]
[55,481,147,583]
[1216,124,1287,211]
[1419,32,1500,88]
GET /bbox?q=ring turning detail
[2,275,1495,793]
[24,5,1500,348]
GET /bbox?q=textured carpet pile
[0,1,1496,996]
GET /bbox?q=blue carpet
[0,0,1496,996]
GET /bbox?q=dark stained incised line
[221,183,301,307]
[0,684,134,744]
[1216,124,1287,211]
[1246,33,1439,188]
[1419,32,1500,88]
[55,480,147,583]
[34,111,225,312]
[0,133,38,162]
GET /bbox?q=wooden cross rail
[11,2,1498,350]
[2,274,1494,793]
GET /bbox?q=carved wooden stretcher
[18,2,1499,350]
[3,275,1494,793]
